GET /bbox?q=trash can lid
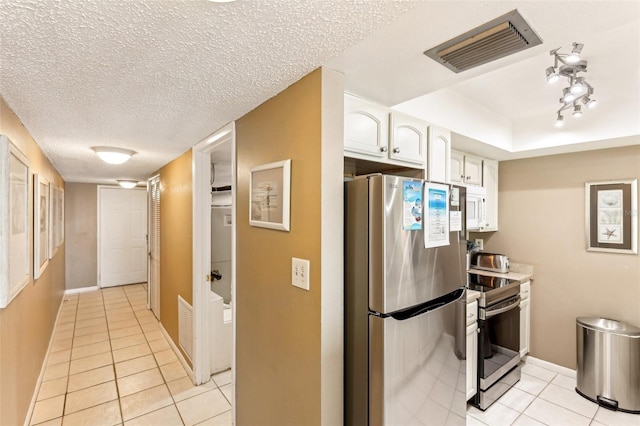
[577,317,640,336]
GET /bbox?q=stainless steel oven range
[469,273,522,410]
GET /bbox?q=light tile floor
[467,359,640,426]
[29,284,232,426]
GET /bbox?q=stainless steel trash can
[576,317,640,413]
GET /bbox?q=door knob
[393,148,400,153]
[380,146,388,152]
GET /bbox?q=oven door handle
[484,295,521,319]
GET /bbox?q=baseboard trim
[524,355,577,378]
[159,323,195,383]
[64,286,99,295]
[24,294,67,426]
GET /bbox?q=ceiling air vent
[424,9,542,73]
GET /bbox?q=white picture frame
[34,173,49,278]
[49,183,58,259]
[249,159,291,231]
[0,135,30,308]
[58,187,64,247]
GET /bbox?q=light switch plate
[292,257,310,291]
[475,238,484,251]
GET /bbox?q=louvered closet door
[99,187,148,287]
[149,176,160,319]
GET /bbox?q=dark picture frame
[585,179,638,254]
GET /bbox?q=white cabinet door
[520,291,530,357]
[344,94,388,158]
[450,150,465,184]
[464,155,483,186]
[481,159,498,231]
[389,112,426,166]
[428,126,450,183]
[99,187,148,287]
[466,322,478,400]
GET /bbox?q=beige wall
[235,68,338,425]
[0,96,66,425]
[65,183,98,290]
[156,150,193,365]
[481,144,640,369]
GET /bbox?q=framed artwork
[49,184,58,259]
[249,159,291,231]
[34,173,50,278]
[0,136,30,308]
[58,187,64,247]
[585,179,638,254]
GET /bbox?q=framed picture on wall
[585,179,638,254]
[49,183,58,259]
[58,187,64,247]
[34,173,50,278]
[0,135,30,308]
[249,159,291,231]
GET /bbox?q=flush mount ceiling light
[546,42,597,127]
[92,146,136,165]
[117,180,138,189]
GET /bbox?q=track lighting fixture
[546,42,596,127]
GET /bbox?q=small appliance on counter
[470,252,510,273]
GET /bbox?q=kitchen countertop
[466,289,481,303]
[467,262,534,283]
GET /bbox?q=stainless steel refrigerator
[345,174,467,426]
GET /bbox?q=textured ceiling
[0,0,418,183]
[2,1,638,184]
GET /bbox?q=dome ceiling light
[117,180,138,189]
[92,146,136,165]
[546,42,597,128]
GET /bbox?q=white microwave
[466,186,487,230]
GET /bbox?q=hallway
[29,284,232,426]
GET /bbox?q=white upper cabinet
[450,150,482,186]
[389,112,426,166]
[463,154,483,186]
[428,126,450,184]
[482,159,499,231]
[344,93,388,158]
[451,150,500,232]
[450,150,465,184]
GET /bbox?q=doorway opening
[192,122,236,421]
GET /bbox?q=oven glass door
[479,295,520,389]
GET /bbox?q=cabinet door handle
[466,176,471,180]
[380,146,388,153]
[393,147,400,153]
[467,312,474,318]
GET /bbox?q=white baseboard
[24,295,67,426]
[159,323,195,383]
[64,286,99,295]
[524,355,577,378]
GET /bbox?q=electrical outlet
[475,238,484,251]
[292,257,310,291]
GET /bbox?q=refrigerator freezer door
[369,175,466,314]
[369,292,466,425]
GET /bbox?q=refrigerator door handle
[384,287,465,321]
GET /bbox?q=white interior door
[148,176,161,318]
[99,187,148,287]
